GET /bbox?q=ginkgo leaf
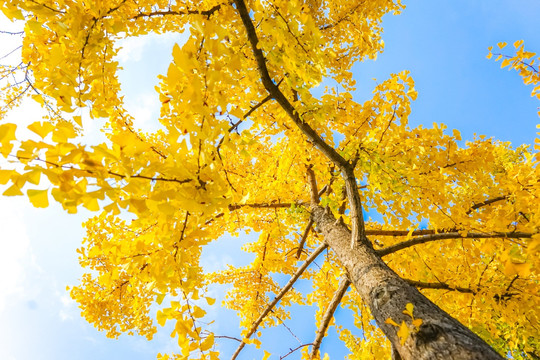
[200,333,214,351]
[192,306,206,318]
[403,303,414,318]
[28,121,55,139]
[73,116,82,127]
[3,184,23,196]
[156,293,166,305]
[206,297,216,306]
[412,318,423,329]
[27,189,49,208]
[0,169,15,185]
[0,123,17,156]
[397,321,410,345]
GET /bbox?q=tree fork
[234,1,507,357]
[311,204,504,360]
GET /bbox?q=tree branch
[466,195,508,215]
[228,202,295,210]
[281,344,313,359]
[296,218,314,259]
[343,165,367,248]
[377,231,533,257]
[366,229,441,236]
[310,276,351,359]
[231,243,328,360]
[404,279,476,294]
[214,335,242,342]
[234,0,368,249]
[133,4,223,19]
[306,166,320,205]
[14,155,192,185]
[232,0,348,169]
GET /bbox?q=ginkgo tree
[0,0,539,359]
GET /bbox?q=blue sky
[0,1,539,359]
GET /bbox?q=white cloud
[58,291,76,321]
[116,32,187,63]
[116,36,150,63]
[126,92,162,131]
[0,198,32,313]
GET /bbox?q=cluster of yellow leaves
[488,40,540,105]
[385,303,422,345]
[1,0,539,358]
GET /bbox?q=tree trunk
[311,205,504,360]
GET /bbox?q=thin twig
[377,231,533,257]
[310,276,351,359]
[12,155,192,184]
[281,344,314,359]
[133,3,223,19]
[230,243,328,360]
[366,229,441,236]
[306,166,319,205]
[466,195,508,215]
[228,202,295,210]
[0,30,24,35]
[296,218,314,259]
[214,335,242,342]
[405,278,475,294]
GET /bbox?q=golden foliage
[0,0,538,358]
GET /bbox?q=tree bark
[311,205,504,360]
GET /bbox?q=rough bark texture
[311,205,505,360]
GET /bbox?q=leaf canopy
[0,0,539,359]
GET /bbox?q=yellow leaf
[24,170,41,185]
[52,122,77,143]
[0,123,17,157]
[407,88,417,101]
[403,303,414,318]
[156,293,166,305]
[206,297,216,305]
[83,197,100,211]
[405,228,414,240]
[262,350,271,360]
[397,321,410,345]
[27,189,49,208]
[512,262,530,277]
[156,310,168,327]
[385,317,399,327]
[0,169,15,185]
[26,20,43,34]
[497,42,507,49]
[513,40,523,48]
[192,305,206,318]
[412,318,423,329]
[129,198,148,214]
[103,202,120,215]
[200,333,214,351]
[3,184,23,196]
[28,121,54,139]
[1,6,24,20]
[73,116,83,127]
